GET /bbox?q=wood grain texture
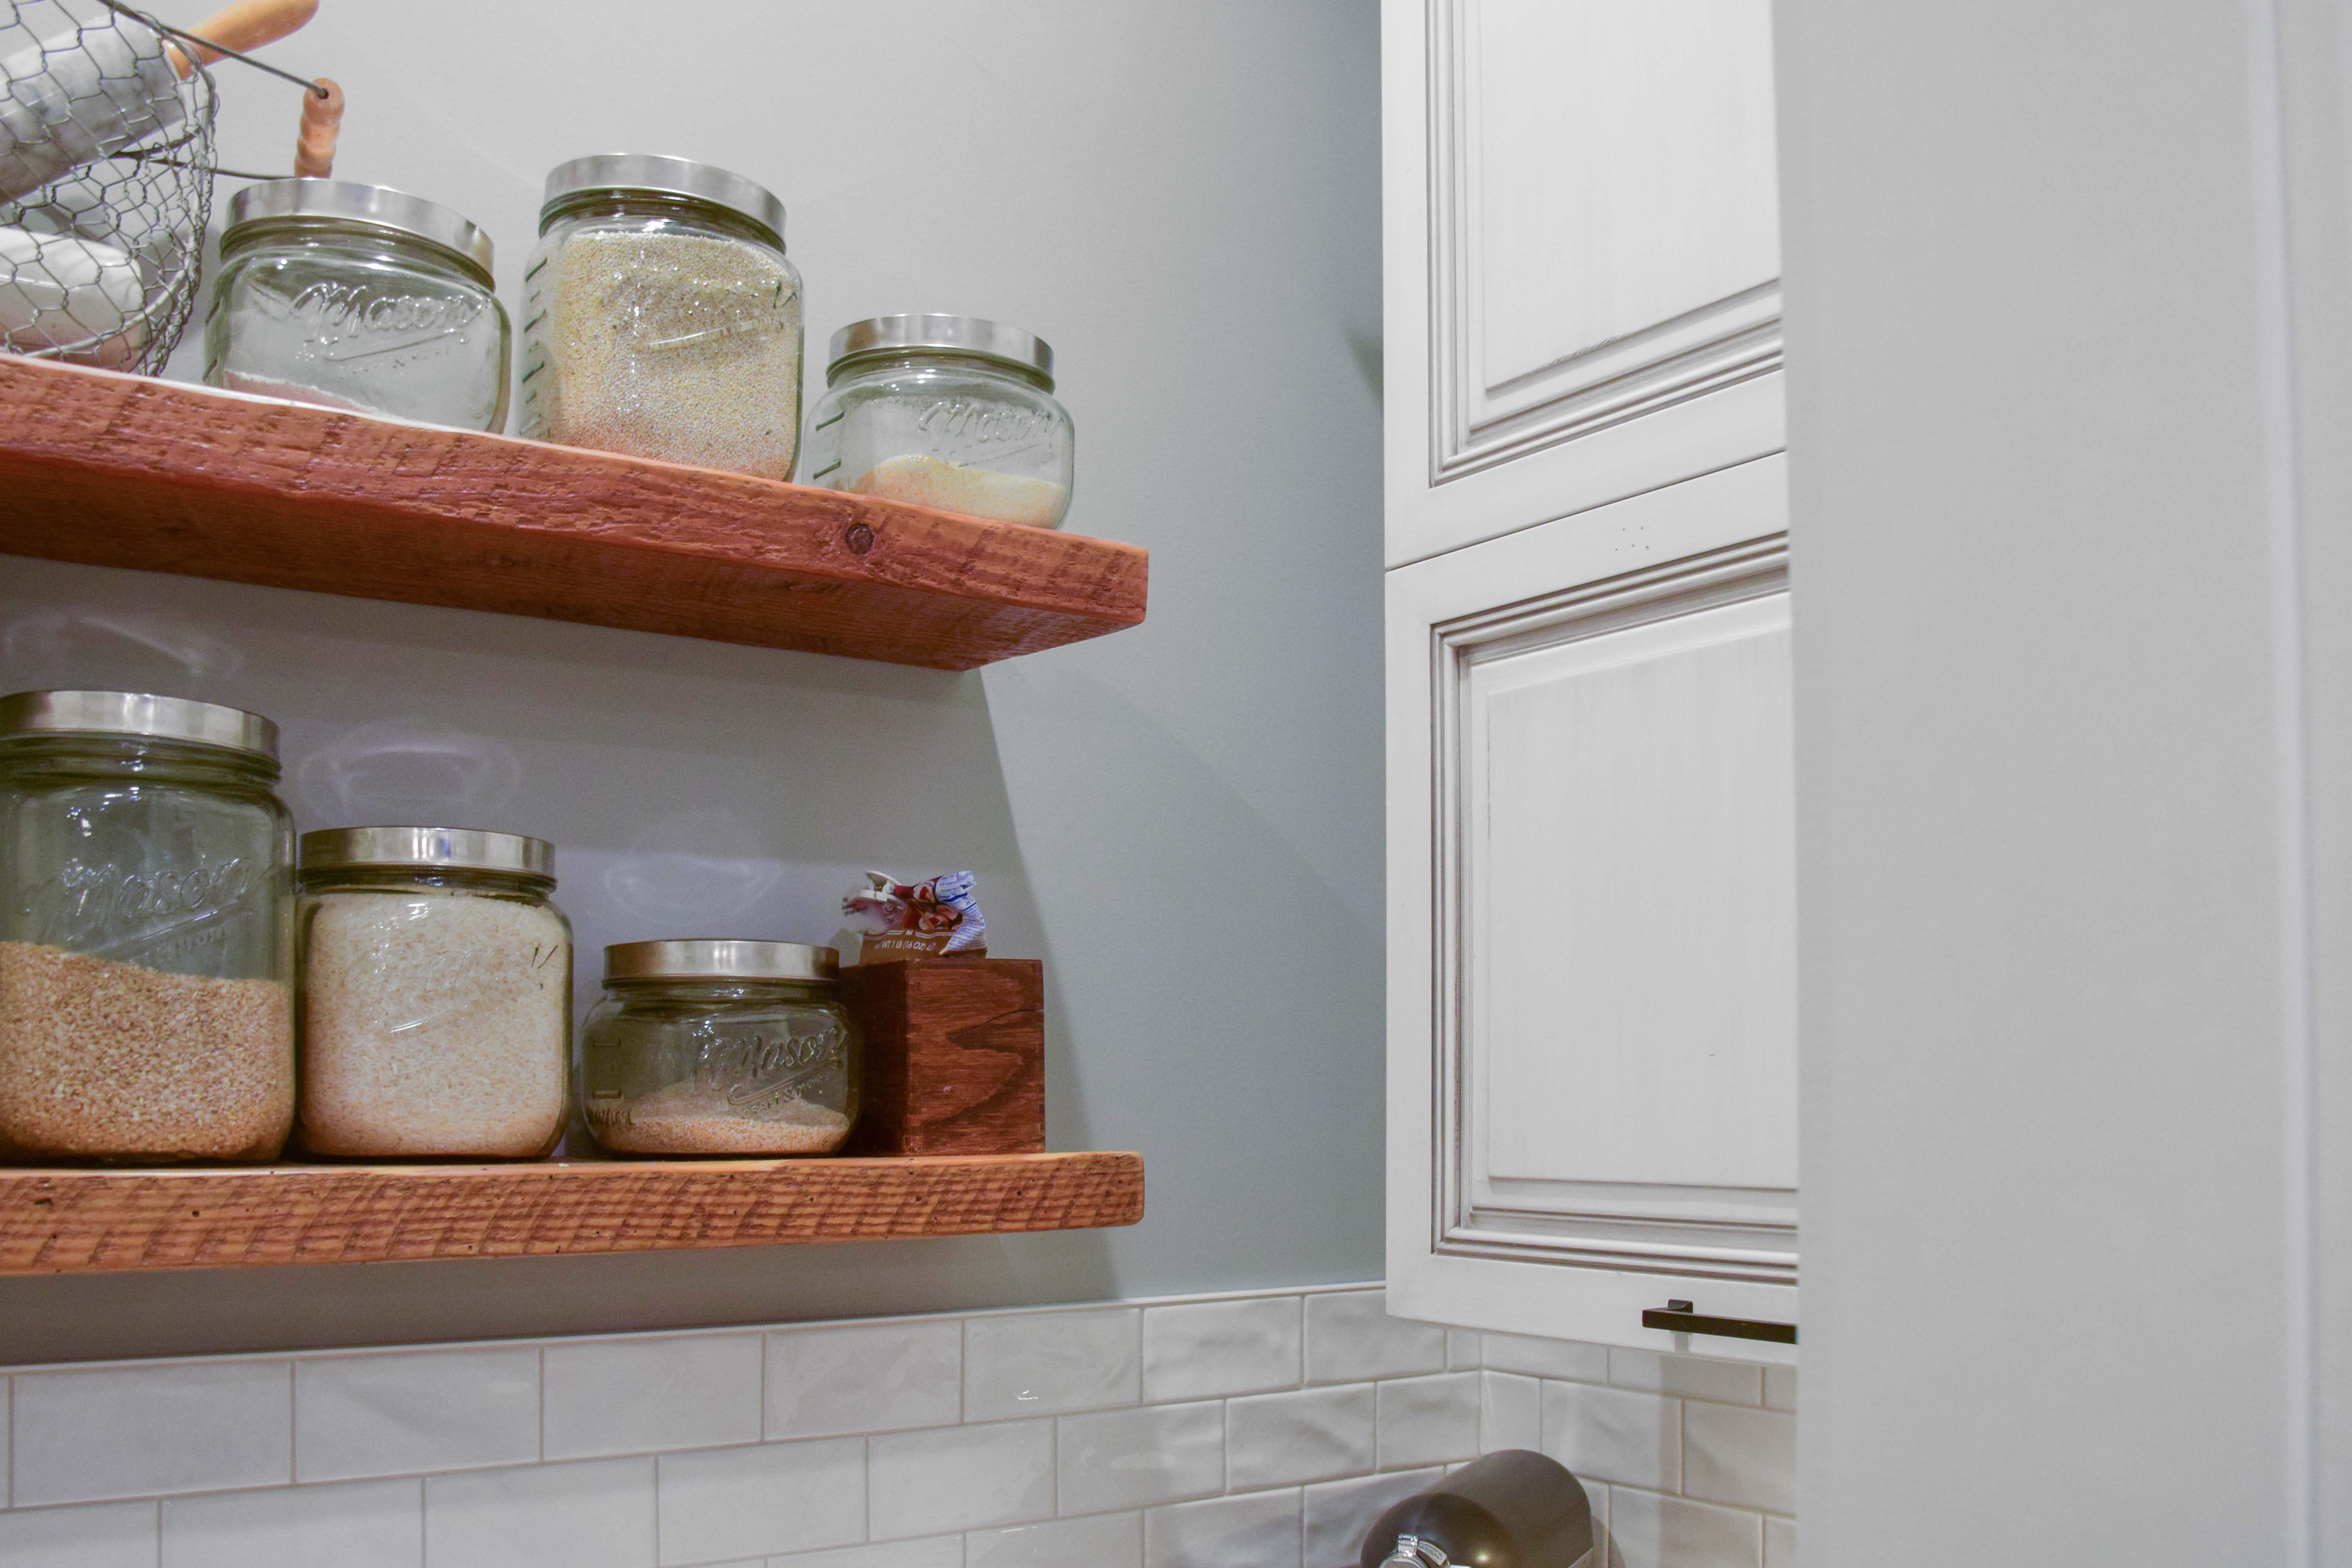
[842,958,1045,1155]
[0,1151,1143,1275]
[0,357,1147,670]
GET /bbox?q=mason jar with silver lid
[803,314,1074,529]
[296,827,571,1159]
[203,179,510,430]
[518,154,804,480]
[0,690,294,1164]
[581,940,859,1157]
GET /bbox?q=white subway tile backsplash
[1226,1385,1374,1488]
[1478,1371,1541,1454]
[296,1346,538,1481]
[658,1439,865,1566]
[13,1360,291,1504]
[1145,1488,1301,1568]
[1301,1467,1442,1568]
[0,1288,1792,1568]
[767,1320,961,1441]
[1603,1486,1762,1568]
[1140,1297,1300,1402]
[1303,1292,1446,1384]
[425,1456,656,1568]
[868,1419,1055,1539]
[965,1308,1140,1421]
[0,1500,158,1568]
[967,1510,1142,1568]
[1480,1333,1607,1384]
[1056,1402,1224,1515]
[1681,1404,1795,1516]
[544,1333,762,1461]
[162,1478,421,1568]
[1607,1349,1762,1407]
[1541,1381,1679,1493]
[771,1538,963,1568]
[1374,1374,1479,1469]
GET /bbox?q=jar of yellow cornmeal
[804,314,1075,530]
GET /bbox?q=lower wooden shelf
[0,1151,1144,1276]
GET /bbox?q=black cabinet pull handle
[1642,1299,1797,1345]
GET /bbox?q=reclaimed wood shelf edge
[0,1150,1146,1275]
[0,357,1147,671]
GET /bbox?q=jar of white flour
[296,827,570,1159]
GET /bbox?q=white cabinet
[1382,0,1795,1360]
[1382,0,1785,569]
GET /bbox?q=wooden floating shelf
[0,357,1147,671]
[0,1150,1145,1276]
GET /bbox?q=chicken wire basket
[0,0,216,373]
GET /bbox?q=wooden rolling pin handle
[170,0,320,78]
[294,78,343,179]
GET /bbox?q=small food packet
[843,869,987,960]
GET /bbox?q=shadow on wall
[0,559,1126,1361]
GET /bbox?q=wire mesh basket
[0,0,216,373]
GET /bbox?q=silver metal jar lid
[225,179,497,278]
[541,154,786,247]
[0,690,278,760]
[300,826,555,880]
[604,939,838,983]
[828,314,1054,388]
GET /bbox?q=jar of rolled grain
[802,315,1074,529]
[581,940,858,1157]
[0,690,295,1164]
[516,154,803,479]
[296,828,570,1158]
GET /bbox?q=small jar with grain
[204,179,510,430]
[803,315,1074,529]
[517,154,803,479]
[296,827,570,1159]
[581,940,859,1157]
[0,691,294,1164]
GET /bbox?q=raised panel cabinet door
[1387,456,1796,1361]
[1383,0,1786,569]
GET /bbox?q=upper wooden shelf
[0,357,1147,670]
[0,1150,1145,1276]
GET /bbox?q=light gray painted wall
[0,1,1383,1363]
[1777,0,2351,1558]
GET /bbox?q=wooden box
[839,958,1045,1155]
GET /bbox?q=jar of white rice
[296,827,570,1159]
[516,154,803,480]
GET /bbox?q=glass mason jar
[581,940,858,1157]
[296,828,570,1159]
[804,315,1074,529]
[204,180,510,430]
[0,691,294,1163]
[518,155,804,480]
